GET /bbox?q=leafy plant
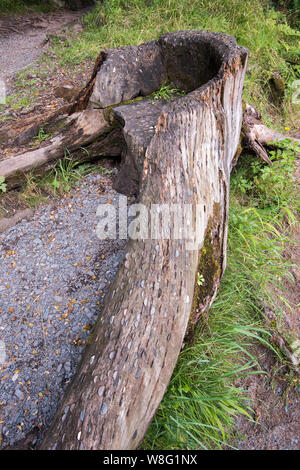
[17,153,97,207]
[51,150,95,196]
[197,273,205,286]
[231,138,299,216]
[0,176,7,193]
[31,126,52,146]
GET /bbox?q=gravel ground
[0,173,126,448]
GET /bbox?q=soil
[231,343,300,450]
[0,7,299,451]
[229,224,300,449]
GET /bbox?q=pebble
[15,389,24,401]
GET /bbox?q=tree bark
[38,31,248,450]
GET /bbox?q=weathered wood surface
[112,99,165,196]
[39,31,248,450]
[0,108,123,189]
[242,103,300,164]
[0,104,71,148]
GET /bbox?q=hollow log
[38,31,248,450]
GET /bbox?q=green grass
[0,0,57,16]
[4,69,41,111]
[5,93,37,111]
[143,321,272,449]
[150,83,185,101]
[49,0,299,129]
[18,153,97,206]
[143,141,299,450]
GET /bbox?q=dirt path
[0,9,88,83]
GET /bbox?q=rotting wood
[242,103,300,165]
[0,108,123,189]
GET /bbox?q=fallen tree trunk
[0,108,123,189]
[37,31,248,450]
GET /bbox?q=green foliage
[5,69,40,111]
[6,93,38,111]
[19,153,97,206]
[31,126,53,147]
[0,0,57,15]
[0,176,7,193]
[231,139,300,216]
[51,151,94,195]
[143,328,265,450]
[151,83,185,101]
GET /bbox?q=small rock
[15,389,24,401]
